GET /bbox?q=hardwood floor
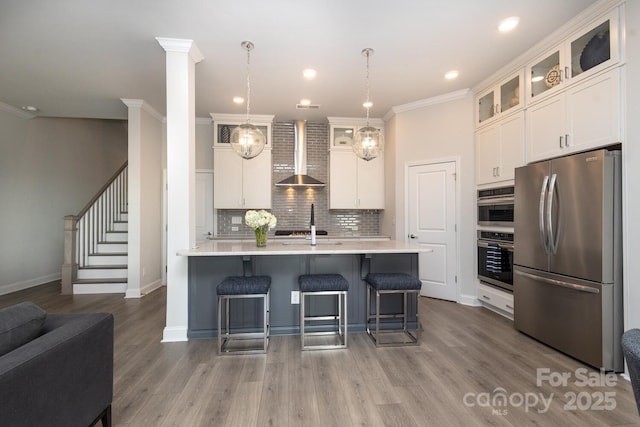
[1,282,639,426]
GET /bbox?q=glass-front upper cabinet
[527,8,620,103]
[332,127,356,147]
[476,70,523,127]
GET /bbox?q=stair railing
[62,162,128,294]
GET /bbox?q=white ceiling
[0,0,598,122]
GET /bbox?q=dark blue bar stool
[365,273,421,347]
[298,274,349,350]
[217,275,271,354]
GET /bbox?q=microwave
[477,186,514,227]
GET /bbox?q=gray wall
[0,111,128,294]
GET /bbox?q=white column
[156,38,203,342]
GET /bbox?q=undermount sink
[281,241,342,246]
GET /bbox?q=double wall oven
[477,230,514,291]
[477,186,514,292]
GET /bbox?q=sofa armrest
[0,312,114,427]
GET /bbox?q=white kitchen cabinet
[476,70,523,128]
[477,283,513,319]
[329,150,384,209]
[476,111,524,185]
[527,68,621,162]
[213,148,272,209]
[527,9,620,104]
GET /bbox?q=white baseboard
[73,283,127,294]
[125,279,163,299]
[458,293,482,307]
[162,326,188,342]
[125,288,141,298]
[141,279,163,296]
[0,272,61,296]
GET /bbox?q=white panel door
[407,161,457,301]
[195,172,213,243]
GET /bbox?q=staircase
[62,163,128,294]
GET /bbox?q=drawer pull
[481,294,491,301]
[505,304,513,310]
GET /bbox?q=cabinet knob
[409,234,417,239]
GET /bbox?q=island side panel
[252,254,307,336]
[188,256,244,339]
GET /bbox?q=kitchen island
[178,240,431,339]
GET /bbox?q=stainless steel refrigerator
[514,148,622,371]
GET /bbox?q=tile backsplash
[217,121,381,236]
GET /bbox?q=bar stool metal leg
[365,273,421,347]
[298,274,349,351]
[216,276,271,355]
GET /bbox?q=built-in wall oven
[477,186,514,227]
[477,230,514,292]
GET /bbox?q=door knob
[409,234,417,239]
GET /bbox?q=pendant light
[230,41,266,159]
[353,48,384,161]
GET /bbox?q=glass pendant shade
[353,47,383,161]
[353,125,383,161]
[230,123,266,159]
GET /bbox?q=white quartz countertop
[178,239,432,256]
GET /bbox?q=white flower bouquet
[245,210,277,246]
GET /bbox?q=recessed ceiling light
[532,75,544,83]
[299,98,311,106]
[362,101,373,108]
[302,69,317,79]
[499,16,520,32]
[445,70,459,80]
[21,105,38,112]
[232,96,244,104]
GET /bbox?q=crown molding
[121,99,164,122]
[155,38,204,63]
[387,88,471,118]
[0,101,36,119]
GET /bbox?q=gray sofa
[623,328,640,415]
[0,302,114,427]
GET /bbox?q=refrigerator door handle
[539,175,550,253]
[515,270,600,294]
[547,173,559,254]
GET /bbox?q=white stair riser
[120,213,128,221]
[112,222,128,232]
[97,243,127,253]
[73,283,127,294]
[104,232,127,242]
[78,268,127,280]
[87,255,128,266]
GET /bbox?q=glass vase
[254,226,268,247]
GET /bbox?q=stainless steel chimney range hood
[276,120,325,187]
